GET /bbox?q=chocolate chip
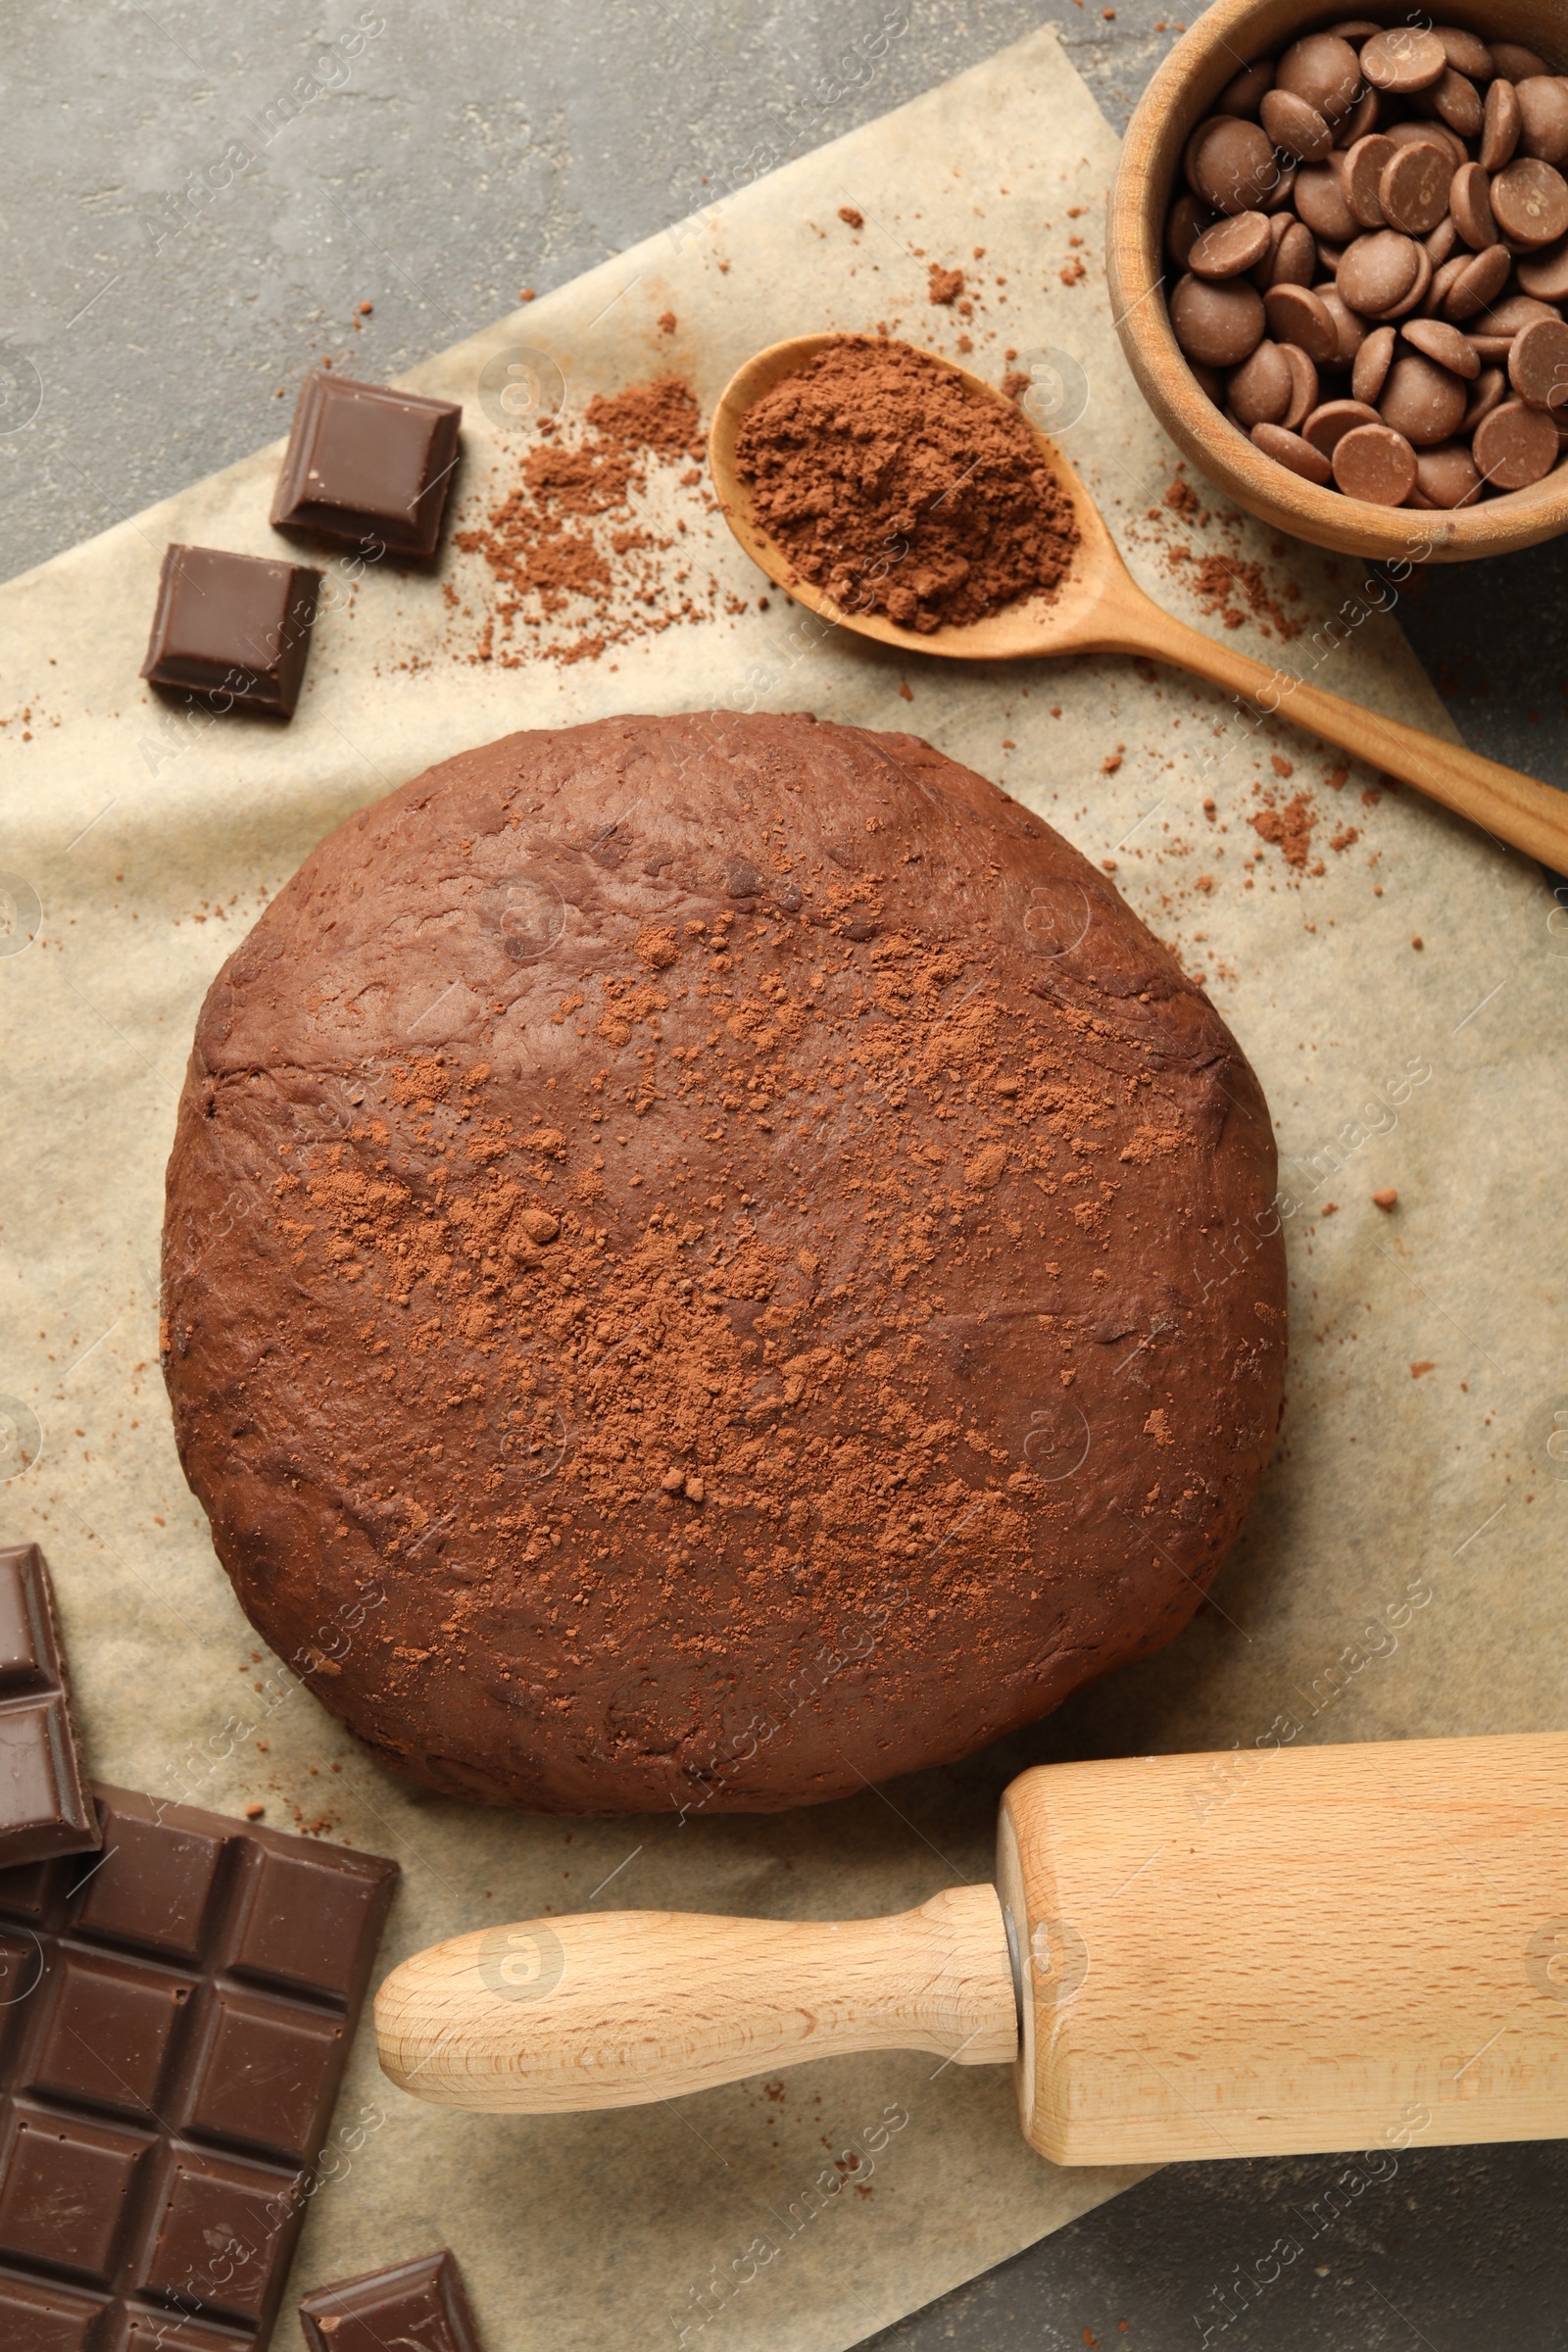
[1462,365,1508,432]
[1263,282,1340,365]
[1444,241,1512,319]
[1250,419,1334,483]
[1333,421,1419,502]
[1518,233,1568,302]
[1508,315,1568,410]
[1228,339,1294,426]
[1351,323,1397,404]
[1188,117,1278,215]
[1426,253,1473,318]
[1296,162,1361,243]
[1278,342,1320,428]
[724,857,761,898]
[1517,78,1568,167]
[1414,439,1484,507]
[1170,272,1267,366]
[1491,158,1568,247]
[1380,143,1455,234]
[1386,119,1467,166]
[1480,76,1523,172]
[1302,397,1384,456]
[1266,219,1319,287]
[1473,396,1561,487]
[1315,283,1370,365]
[1424,213,1461,268]
[1344,133,1398,228]
[1434,26,1494,81]
[1189,211,1273,278]
[1276,32,1363,122]
[1399,317,1481,379]
[1339,228,1422,317]
[1448,161,1496,249]
[1473,294,1561,336]
[1431,69,1484,142]
[1360,28,1447,96]
[1379,354,1471,445]
[1261,87,1334,163]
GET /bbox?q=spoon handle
[1098,575,1568,872]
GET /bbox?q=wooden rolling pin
[376,1732,1568,2163]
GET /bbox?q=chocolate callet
[731,336,1079,632]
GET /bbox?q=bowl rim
[1105,0,1568,562]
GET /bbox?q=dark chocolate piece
[0,1543,99,1870]
[270,371,463,558]
[0,1784,396,2349]
[141,544,320,716]
[299,2248,485,2352]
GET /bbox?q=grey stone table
[4,6,1564,2348]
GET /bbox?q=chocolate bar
[0,1543,98,1870]
[0,1784,396,2347]
[299,2248,485,2352]
[140,543,320,717]
[270,371,463,559]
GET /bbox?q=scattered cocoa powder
[838,205,864,228]
[731,336,1078,634]
[452,375,737,665]
[928,264,964,305]
[1188,553,1302,640]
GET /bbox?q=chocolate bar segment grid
[0,1784,396,2351]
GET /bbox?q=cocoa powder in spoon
[731,335,1079,633]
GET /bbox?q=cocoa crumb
[1250,793,1316,868]
[838,205,864,228]
[928,265,964,305]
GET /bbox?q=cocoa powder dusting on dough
[732,337,1079,633]
[163,714,1286,1816]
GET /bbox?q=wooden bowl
[1106,0,1568,563]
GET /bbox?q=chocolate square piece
[270,370,463,557]
[27,1947,192,2114]
[0,1544,98,1870]
[180,1986,343,2164]
[140,543,320,715]
[0,2102,150,2278]
[299,2248,485,2352]
[0,1784,397,2349]
[136,2144,297,2322]
[0,2276,103,2349]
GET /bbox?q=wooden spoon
[709,335,1568,873]
[376,1731,1568,2163]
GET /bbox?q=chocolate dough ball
[163,714,1287,1814]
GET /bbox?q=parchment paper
[2,24,1564,2352]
